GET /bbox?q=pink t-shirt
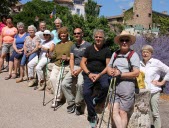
[0,22,6,35]
[1,26,18,44]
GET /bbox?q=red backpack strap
[112,50,120,66]
[127,50,135,71]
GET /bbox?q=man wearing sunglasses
[61,28,91,115]
[107,31,140,128]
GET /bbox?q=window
[76,8,80,15]
[136,14,139,17]
[74,0,82,4]
[148,13,151,17]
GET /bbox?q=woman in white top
[27,30,55,91]
[140,45,169,128]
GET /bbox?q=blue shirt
[15,33,29,49]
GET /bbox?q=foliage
[12,0,116,51]
[152,13,169,34]
[132,36,169,94]
[0,0,20,16]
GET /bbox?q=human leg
[150,92,161,128]
[35,57,49,91]
[61,70,75,109]
[27,56,38,87]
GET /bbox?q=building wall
[132,0,152,29]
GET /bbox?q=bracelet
[86,71,91,76]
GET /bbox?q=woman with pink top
[0,16,17,73]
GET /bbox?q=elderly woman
[107,31,140,128]
[27,30,55,91]
[140,45,169,128]
[16,25,40,84]
[80,29,112,127]
[49,26,73,108]
[0,16,18,73]
[5,22,28,80]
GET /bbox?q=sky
[21,0,169,17]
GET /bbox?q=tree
[0,0,20,16]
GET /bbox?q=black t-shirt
[83,44,112,72]
[70,41,91,66]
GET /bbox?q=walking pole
[53,60,65,111]
[98,77,116,128]
[98,77,114,128]
[43,49,49,106]
[107,77,116,128]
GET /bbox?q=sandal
[11,73,17,79]
[5,74,12,80]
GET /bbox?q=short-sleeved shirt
[52,41,74,66]
[15,33,29,49]
[2,26,18,43]
[70,41,91,66]
[51,30,61,45]
[0,22,6,35]
[40,40,55,57]
[25,35,40,52]
[108,51,140,73]
[83,44,112,72]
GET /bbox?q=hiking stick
[98,77,116,128]
[43,49,49,106]
[107,77,116,128]
[53,60,65,111]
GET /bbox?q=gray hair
[93,29,107,41]
[54,17,62,24]
[28,25,37,32]
[17,22,24,28]
[142,45,154,53]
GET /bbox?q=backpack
[112,49,143,93]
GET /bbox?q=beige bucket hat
[114,31,136,45]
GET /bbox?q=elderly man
[107,31,140,128]
[35,21,46,43]
[51,17,62,45]
[61,28,91,115]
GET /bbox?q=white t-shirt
[40,40,54,57]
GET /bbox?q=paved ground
[0,71,169,128]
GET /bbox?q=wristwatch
[86,71,91,76]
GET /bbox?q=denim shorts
[20,52,37,66]
[9,50,23,62]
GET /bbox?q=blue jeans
[20,52,37,66]
[83,72,109,120]
[9,51,23,62]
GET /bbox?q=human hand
[88,73,97,82]
[61,54,67,61]
[152,80,166,86]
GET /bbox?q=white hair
[28,25,37,32]
[54,17,62,24]
[17,22,24,28]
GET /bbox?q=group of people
[0,15,169,128]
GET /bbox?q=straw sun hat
[39,30,54,40]
[114,31,136,45]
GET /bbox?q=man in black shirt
[80,29,112,127]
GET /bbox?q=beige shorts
[2,43,14,54]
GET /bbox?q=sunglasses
[43,34,50,36]
[120,39,130,43]
[74,32,81,35]
[95,36,103,39]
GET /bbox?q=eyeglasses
[43,34,50,36]
[120,39,130,43]
[74,32,81,35]
[95,36,103,39]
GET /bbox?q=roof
[106,14,124,20]
[55,0,73,4]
